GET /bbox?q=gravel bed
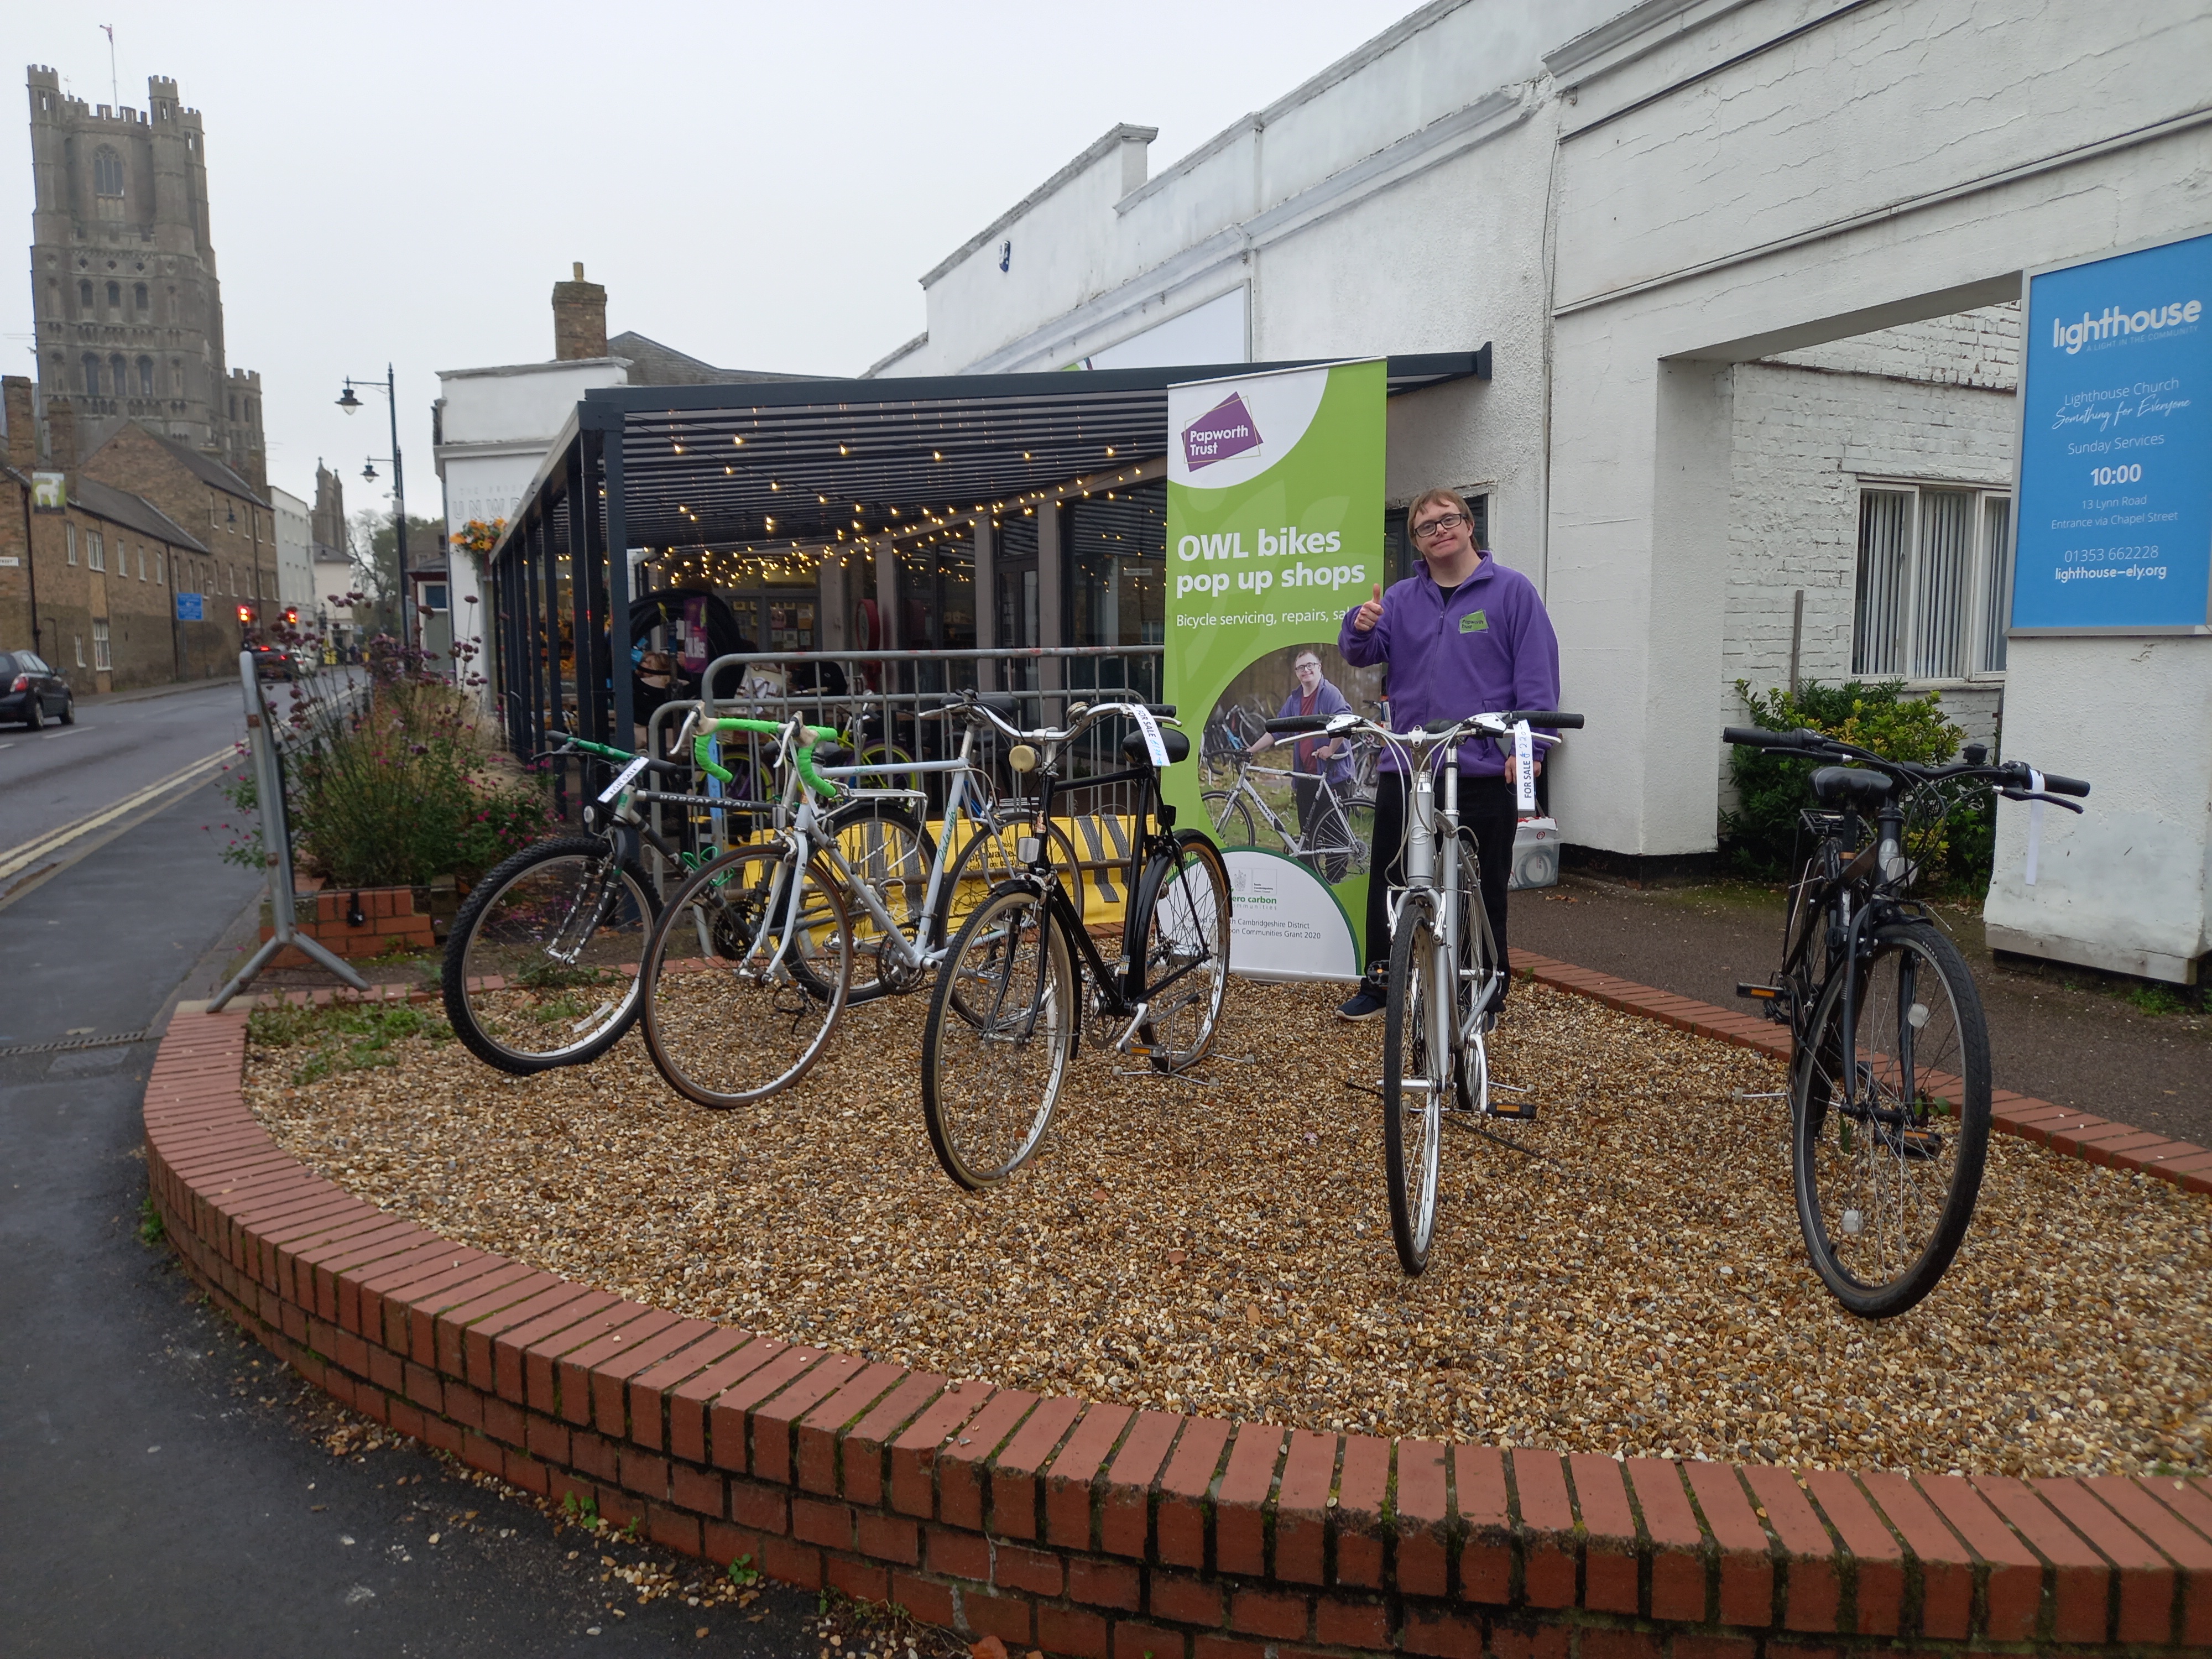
[244,980,2212,1478]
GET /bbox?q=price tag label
[597,754,650,804]
[1130,705,1171,768]
[1512,720,1536,813]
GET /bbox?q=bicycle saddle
[1811,765,1891,811]
[814,740,854,766]
[1123,727,1191,765]
[980,694,1021,721]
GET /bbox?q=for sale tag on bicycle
[597,754,650,804]
[1131,705,1171,768]
[1512,721,1536,813]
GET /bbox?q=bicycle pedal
[1897,1128,1945,1161]
[1485,1100,1537,1123]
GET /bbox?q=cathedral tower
[24,67,264,493]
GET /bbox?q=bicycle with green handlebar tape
[633,712,873,1107]
[441,721,722,1074]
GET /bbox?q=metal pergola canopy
[483,347,1488,784]
[496,349,1488,563]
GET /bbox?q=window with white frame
[65,523,77,565]
[87,530,105,572]
[1853,483,2013,681]
[74,633,85,667]
[92,619,111,671]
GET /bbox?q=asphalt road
[0,773,825,1655]
[1514,875,2212,1148]
[0,676,249,853]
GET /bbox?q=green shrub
[269,678,548,889]
[1719,680,1993,897]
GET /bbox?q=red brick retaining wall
[144,980,2212,1657]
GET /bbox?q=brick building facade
[1,374,220,692]
[80,419,276,680]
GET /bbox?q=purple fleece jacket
[1338,555,1561,778]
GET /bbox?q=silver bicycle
[1266,703,1582,1274]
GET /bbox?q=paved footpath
[1512,875,2212,1150]
[0,780,819,1656]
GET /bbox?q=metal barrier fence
[622,645,1166,909]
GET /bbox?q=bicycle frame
[1214,753,1364,865]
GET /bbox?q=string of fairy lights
[638,451,1168,590]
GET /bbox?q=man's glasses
[1411,513,1468,541]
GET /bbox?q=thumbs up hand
[1352,582,1384,633]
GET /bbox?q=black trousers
[1291,774,1350,883]
[1363,770,1516,1005]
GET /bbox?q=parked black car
[0,649,74,728]
[246,641,300,681]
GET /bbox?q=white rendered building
[863,0,2212,984]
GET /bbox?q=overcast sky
[8,1,1415,513]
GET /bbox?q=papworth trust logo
[1182,393,1262,471]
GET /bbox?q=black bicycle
[1724,724,2089,1317]
[919,694,1231,1190]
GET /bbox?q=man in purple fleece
[1335,488,1560,1021]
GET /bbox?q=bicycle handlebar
[693,715,843,799]
[1721,724,2092,803]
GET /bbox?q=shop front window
[1066,482,1165,700]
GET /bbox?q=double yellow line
[0,745,238,894]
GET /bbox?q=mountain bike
[441,731,703,1074]
[1724,724,2089,1317]
[1269,705,1580,1274]
[919,698,1230,1190]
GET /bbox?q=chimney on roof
[3,377,34,472]
[45,401,77,474]
[552,262,608,361]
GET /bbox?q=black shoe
[1336,981,1387,1021]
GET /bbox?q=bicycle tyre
[640,842,852,1108]
[441,836,659,1074]
[932,816,1087,967]
[1129,830,1231,1072]
[919,881,1074,1190]
[818,798,934,1003]
[1791,919,1991,1318]
[1449,826,1491,1113]
[1202,790,1256,847]
[1382,891,1446,1275]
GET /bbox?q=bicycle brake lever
[1999,789,2086,813]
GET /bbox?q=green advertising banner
[1164,358,1386,981]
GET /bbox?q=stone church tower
[24,66,265,493]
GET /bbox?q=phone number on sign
[2059,544,2160,563]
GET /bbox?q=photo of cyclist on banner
[1249,650,1356,881]
[1336,488,1560,1024]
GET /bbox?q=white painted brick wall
[1717,328,2020,811]
[1768,303,2021,391]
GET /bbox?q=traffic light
[283,606,299,625]
[236,604,253,625]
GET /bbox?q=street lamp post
[337,366,410,650]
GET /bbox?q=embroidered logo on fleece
[1458,609,1488,634]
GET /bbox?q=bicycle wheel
[1202,790,1255,847]
[1792,919,1991,1318]
[1130,831,1231,1072]
[920,883,1074,1190]
[1453,832,1495,1113]
[823,799,933,1002]
[640,842,852,1108]
[441,836,658,1074]
[1382,891,1447,1275]
[932,817,1086,981]
[1343,792,1377,877]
